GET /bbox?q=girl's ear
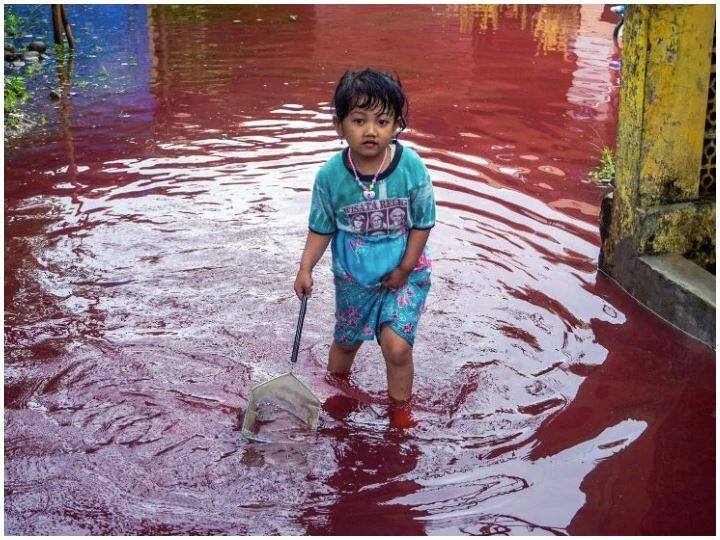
[332,115,344,137]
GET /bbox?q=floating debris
[254,398,280,423]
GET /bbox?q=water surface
[5,5,715,535]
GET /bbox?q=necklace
[347,146,389,200]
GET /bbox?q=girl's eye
[378,120,389,126]
[353,119,364,125]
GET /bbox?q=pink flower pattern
[333,251,432,348]
[337,306,361,330]
[349,236,366,252]
[396,289,411,308]
[413,252,433,272]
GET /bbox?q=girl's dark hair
[332,68,409,133]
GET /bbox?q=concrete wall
[599,5,716,348]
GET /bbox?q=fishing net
[241,295,321,443]
[241,372,321,443]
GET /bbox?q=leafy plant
[23,62,42,78]
[5,76,28,130]
[4,6,22,39]
[5,75,27,114]
[54,43,68,61]
[589,146,615,182]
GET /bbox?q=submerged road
[5,4,714,535]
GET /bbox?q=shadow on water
[4,4,715,535]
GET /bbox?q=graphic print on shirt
[342,198,409,236]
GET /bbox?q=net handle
[290,293,308,368]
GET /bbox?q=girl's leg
[379,324,414,401]
[328,340,362,374]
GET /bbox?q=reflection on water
[457,4,581,60]
[531,5,580,58]
[4,4,715,536]
[302,395,427,535]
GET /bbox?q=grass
[589,146,615,182]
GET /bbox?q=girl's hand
[382,267,410,291]
[294,269,314,299]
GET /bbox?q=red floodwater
[4,5,715,535]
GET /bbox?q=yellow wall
[603,4,715,271]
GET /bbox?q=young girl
[293,68,436,421]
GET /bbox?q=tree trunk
[60,5,75,49]
[52,5,63,45]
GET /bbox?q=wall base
[600,246,716,349]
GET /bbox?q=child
[293,68,436,423]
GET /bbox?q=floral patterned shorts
[333,266,431,348]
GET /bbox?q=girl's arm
[383,164,436,290]
[399,228,431,273]
[382,228,431,290]
[294,230,333,298]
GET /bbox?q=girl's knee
[384,350,412,368]
[380,326,413,367]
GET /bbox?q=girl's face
[335,101,399,161]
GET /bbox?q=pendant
[364,190,376,200]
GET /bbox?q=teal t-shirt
[308,142,436,288]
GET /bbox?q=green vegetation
[4,6,50,137]
[4,76,28,129]
[5,6,22,38]
[589,146,615,182]
[5,76,27,112]
[23,61,42,77]
[5,6,28,133]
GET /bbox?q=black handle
[290,293,308,365]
